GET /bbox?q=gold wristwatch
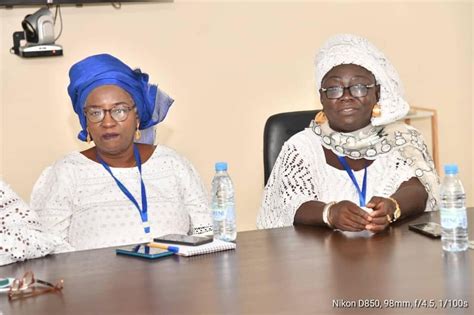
[387,197,401,223]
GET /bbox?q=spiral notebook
[151,239,236,257]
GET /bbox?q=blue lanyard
[97,145,149,234]
[337,156,367,207]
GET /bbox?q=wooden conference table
[1,210,472,315]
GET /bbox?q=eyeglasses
[320,83,376,99]
[8,271,63,300]
[84,105,136,123]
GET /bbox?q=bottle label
[226,206,235,221]
[212,208,226,221]
[440,207,468,229]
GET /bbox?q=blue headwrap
[67,53,174,143]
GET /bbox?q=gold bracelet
[386,197,401,223]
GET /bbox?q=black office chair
[263,109,320,185]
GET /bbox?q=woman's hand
[365,196,396,233]
[329,200,372,231]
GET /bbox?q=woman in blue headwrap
[30,54,212,252]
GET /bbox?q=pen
[148,242,180,254]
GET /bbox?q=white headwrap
[315,34,409,125]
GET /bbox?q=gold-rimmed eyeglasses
[8,271,64,300]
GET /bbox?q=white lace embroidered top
[0,179,61,266]
[257,128,428,229]
[30,145,212,253]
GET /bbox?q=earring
[86,131,92,144]
[135,129,141,140]
[372,104,381,118]
[315,111,327,124]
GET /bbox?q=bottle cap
[444,164,458,175]
[215,162,228,171]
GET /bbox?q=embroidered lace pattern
[30,145,212,252]
[0,179,63,266]
[257,127,439,229]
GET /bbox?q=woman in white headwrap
[257,34,439,233]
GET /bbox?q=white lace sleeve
[0,179,63,266]
[30,163,76,253]
[174,157,212,235]
[257,141,318,229]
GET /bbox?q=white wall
[0,1,472,231]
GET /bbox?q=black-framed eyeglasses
[84,105,136,123]
[320,83,376,99]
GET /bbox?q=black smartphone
[153,234,213,246]
[116,244,175,259]
[408,222,442,239]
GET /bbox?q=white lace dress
[30,145,212,252]
[257,128,433,229]
[0,179,62,266]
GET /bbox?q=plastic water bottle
[439,164,468,252]
[211,162,236,241]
